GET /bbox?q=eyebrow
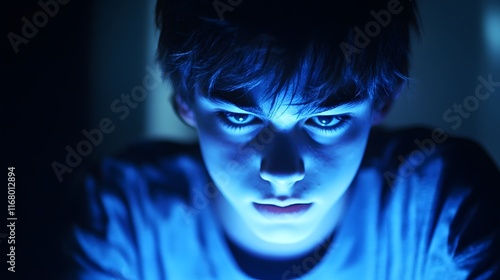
[208,90,264,115]
[314,92,366,112]
[207,89,367,115]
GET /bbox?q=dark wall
[4,1,93,279]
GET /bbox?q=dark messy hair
[155,0,420,115]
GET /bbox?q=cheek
[335,111,373,157]
[317,118,371,157]
[195,120,260,198]
[195,111,262,168]
[198,130,255,173]
[342,120,372,157]
[306,120,372,188]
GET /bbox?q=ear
[372,98,393,125]
[174,94,197,128]
[372,83,403,125]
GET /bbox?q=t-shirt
[62,127,500,280]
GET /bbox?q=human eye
[215,111,261,131]
[306,114,352,134]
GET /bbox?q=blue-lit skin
[177,82,386,260]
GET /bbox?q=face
[178,83,382,247]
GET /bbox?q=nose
[259,132,305,190]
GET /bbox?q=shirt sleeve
[62,159,141,280]
[444,139,500,279]
[372,128,500,279]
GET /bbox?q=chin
[253,223,315,245]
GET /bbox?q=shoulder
[86,140,205,200]
[365,125,499,186]
[365,126,500,277]
[63,141,212,278]
[69,140,208,232]
[365,125,500,215]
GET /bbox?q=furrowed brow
[208,90,264,115]
[207,88,367,116]
[313,92,367,112]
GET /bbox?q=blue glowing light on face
[177,78,383,257]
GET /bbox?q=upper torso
[64,127,500,280]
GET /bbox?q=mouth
[253,202,313,220]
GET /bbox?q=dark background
[2,0,500,279]
[4,1,92,279]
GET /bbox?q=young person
[63,0,500,279]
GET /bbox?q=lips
[253,202,312,220]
